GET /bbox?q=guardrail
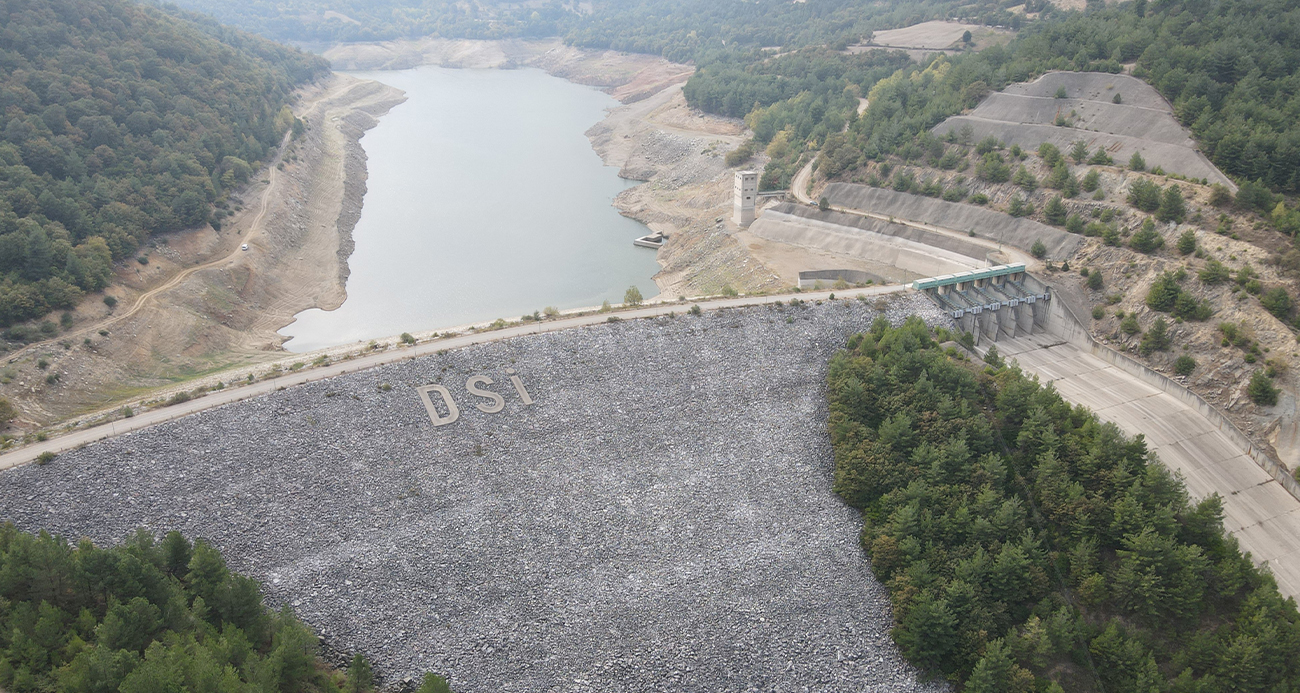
[1048,289,1300,502]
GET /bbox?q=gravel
[0,296,951,693]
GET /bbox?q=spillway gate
[912,263,1050,343]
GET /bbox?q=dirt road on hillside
[0,74,405,426]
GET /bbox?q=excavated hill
[0,296,950,693]
[934,72,1234,189]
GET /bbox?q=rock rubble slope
[0,296,951,693]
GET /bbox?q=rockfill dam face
[0,296,951,693]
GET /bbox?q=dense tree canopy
[0,525,340,692]
[0,0,327,326]
[167,0,572,44]
[829,319,1300,691]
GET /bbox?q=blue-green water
[280,66,659,352]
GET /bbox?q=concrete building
[733,170,758,227]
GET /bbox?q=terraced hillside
[934,72,1234,189]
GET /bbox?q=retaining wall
[749,204,987,277]
[824,184,1085,260]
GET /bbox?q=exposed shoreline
[0,75,405,427]
[0,38,778,430]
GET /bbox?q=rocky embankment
[0,295,951,692]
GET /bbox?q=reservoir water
[280,66,660,352]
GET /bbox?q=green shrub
[1261,287,1292,318]
[689,304,703,316]
[1248,370,1279,406]
[1129,218,1164,253]
[1013,165,1038,191]
[1038,142,1062,165]
[1128,179,1161,211]
[1208,184,1233,207]
[1146,272,1181,311]
[400,332,417,345]
[1139,317,1171,355]
[976,152,1010,183]
[1009,195,1034,217]
[344,653,374,693]
[35,451,55,465]
[1092,305,1106,320]
[1030,239,1047,259]
[1174,355,1196,376]
[1066,214,1085,234]
[1199,260,1231,284]
[725,139,756,166]
[418,673,454,693]
[1087,271,1104,291]
[1121,313,1141,335]
[1076,170,1097,193]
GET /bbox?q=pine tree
[1046,160,1070,189]
[1129,151,1146,171]
[1045,197,1068,225]
[1175,229,1197,255]
[1248,371,1279,406]
[1070,140,1089,163]
[1146,272,1181,311]
[1157,186,1186,223]
[1139,318,1171,355]
[1082,169,1101,192]
[894,592,959,672]
[1013,165,1038,191]
[1130,218,1164,253]
[344,653,374,693]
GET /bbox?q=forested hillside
[822,0,1300,192]
[829,319,1300,692]
[0,525,454,693]
[0,0,328,327]
[175,0,1300,201]
[171,0,1018,52]
[165,0,570,44]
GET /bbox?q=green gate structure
[912,263,1051,342]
